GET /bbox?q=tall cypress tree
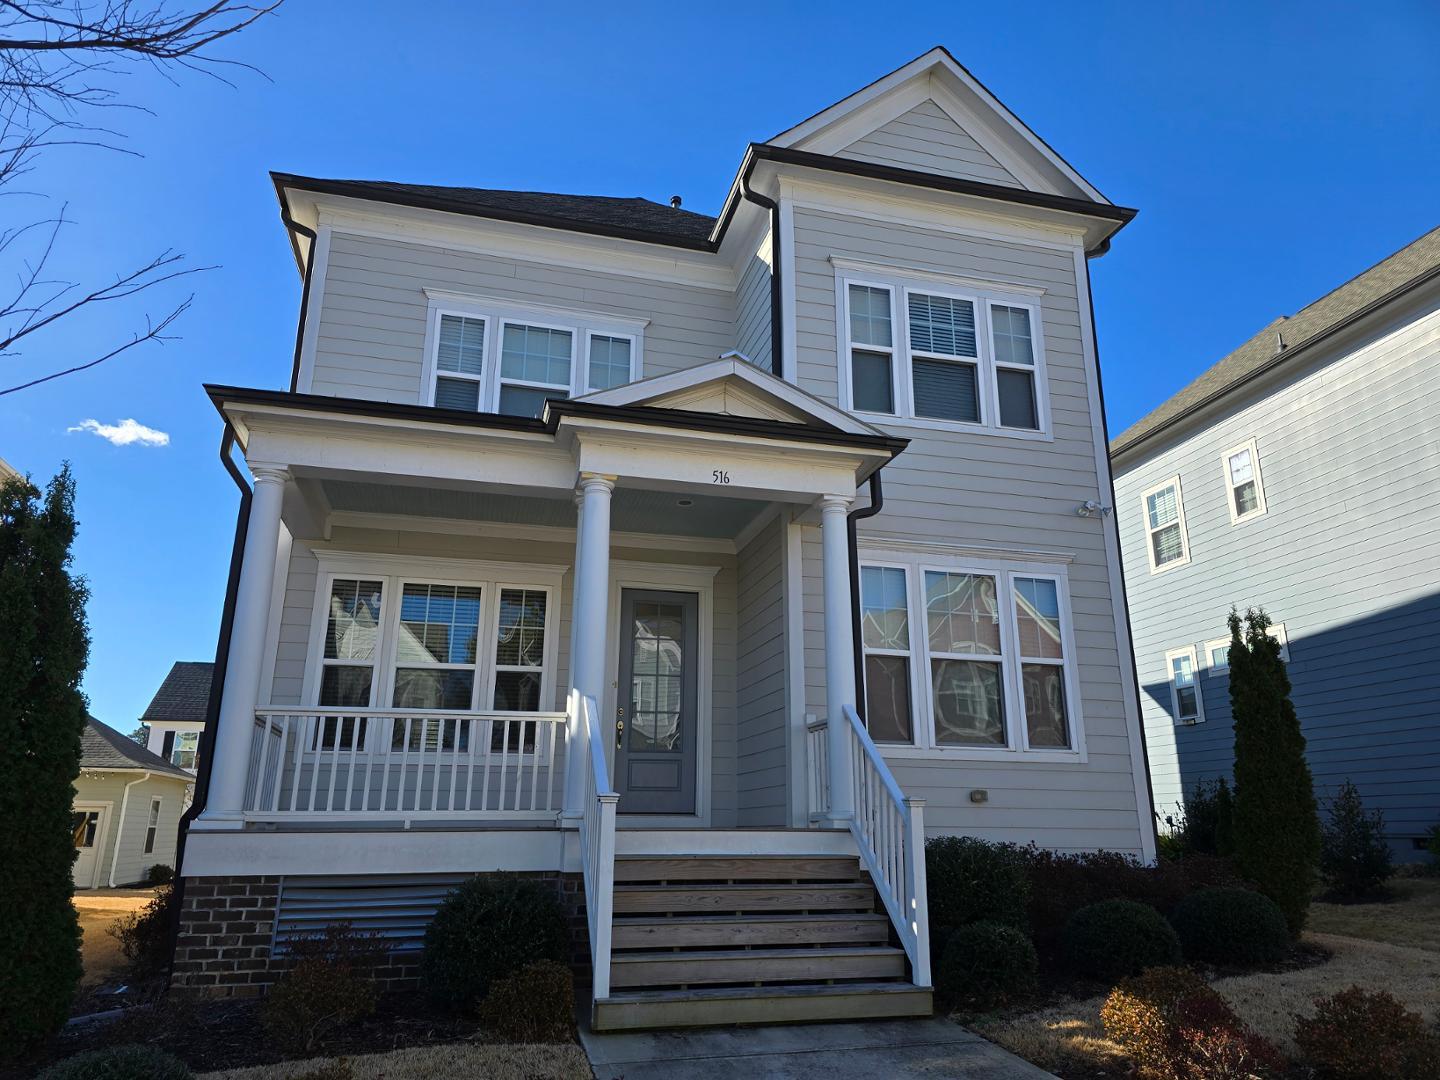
[1228,606,1319,937]
[0,467,89,1054]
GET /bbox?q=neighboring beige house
[73,718,192,889]
[179,47,1152,1028]
[0,454,18,483]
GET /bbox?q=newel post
[905,795,931,987]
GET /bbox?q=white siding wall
[790,205,1148,854]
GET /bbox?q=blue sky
[3,1,1437,728]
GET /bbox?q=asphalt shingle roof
[1111,224,1440,457]
[81,717,192,779]
[141,661,215,724]
[273,173,718,247]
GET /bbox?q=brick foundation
[170,871,589,998]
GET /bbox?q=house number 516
[712,469,731,485]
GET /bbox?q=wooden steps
[595,852,931,1031]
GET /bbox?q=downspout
[281,208,318,393]
[847,472,885,720]
[169,423,252,957]
[739,166,784,380]
[107,772,151,887]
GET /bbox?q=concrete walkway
[579,1017,1054,1079]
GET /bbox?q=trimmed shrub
[477,960,575,1041]
[924,836,1028,932]
[261,923,384,1054]
[37,1045,190,1080]
[1170,888,1289,968]
[1062,899,1181,981]
[1022,847,1168,953]
[935,920,1038,1010]
[1294,986,1440,1080]
[145,864,175,886]
[108,883,177,978]
[421,877,570,1010]
[1320,780,1394,901]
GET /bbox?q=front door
[614,589,699,814]
[71,804,108,889]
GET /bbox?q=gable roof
[1111,225,1440,459]
[81,717,192,780]
[141,661,215,724]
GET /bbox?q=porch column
[201,465,288,824]
[562,473,616,819]
[820,493,856,823]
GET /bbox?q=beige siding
[734,231,773,373]
[791,205,1146,854]
[73,772,188,887]
[310,232,735,402]
[838,100,1022,188]
[736,516,788,824]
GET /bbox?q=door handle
[615,718,624,749]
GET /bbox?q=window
[316,577,384,750]
[857,552,1082,758]
[424,299,644,418]
[1222,439,1267,523]
[143,797,162,855]
[839,271,1049,435]
[493,588,548,712]
[71,810,99,849]
[1142,477,1190,573]
[1206,622,1289,670]
[1166,646,1203,724]
[169,731,198,770]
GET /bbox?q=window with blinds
[1142,478,1190,572]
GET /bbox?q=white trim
[615,829,857,857]
[1141,474,1192,574]
[71,801,113,890]
[324,511,737,555]
[584,329,641,393]
[603,561,720,827]
[779,195,798,379]
[295,224,331,394]
[783,517,808,827]
[1074,247,1155,862]
[1221,437,1268,525]
[421,288,651,332]
[1165,645,1204,725]
[854,535,1076,564]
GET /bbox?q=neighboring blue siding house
[1111,226,1440,860]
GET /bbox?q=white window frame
[1166,645,1204,725]
[295,554,565,755]
[856,548,1085,763]
[420,294,646,416]
[1221,437,1267,525]
[836,269,1051,439]
[858,561,918,747]
[1205,622,1290,670]
[143,796,162,855]
[1141,475,1191,574]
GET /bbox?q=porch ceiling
[320,478,772,540]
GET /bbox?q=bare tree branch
[0,293,189,394]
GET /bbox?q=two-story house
[177,47,1155,1028]
[142,661,215,779]
[1112,225,1440,860]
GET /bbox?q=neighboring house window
[1166,646,1203,724]
[170,731,198,769]
[72,810,99,849]
[143,797,161,855]
[857,551,1082,758]
[1222,438,1267,523]
[1142,477,1190,572]
[1206,622,1289,669]
[839,272,1049,436]
[424,300,643,418]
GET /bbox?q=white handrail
[576,692,618,999]
[838,704,931,988]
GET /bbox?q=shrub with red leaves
[1294,986,1440,1080]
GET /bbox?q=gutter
[107,772,151,887]
[738,161,785,379]
[846,472,886,719]
[276,203,319,393]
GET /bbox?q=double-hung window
[425,297,643,419]
[858,551,1082,758]
[316,577,385,749]
[1206,622,1289,670]
[143,797,162,855]
[1222,439,1266,523]
[840,270,1049,436]
[1142,476,1190,572]
[1166,646,1203,724]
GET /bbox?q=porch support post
[820,493,856,824]
[201,465,288,824]
[562,473,616,820]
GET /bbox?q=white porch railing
[242,708,564,821]
[809,706,931,988]
[576,692,618,998]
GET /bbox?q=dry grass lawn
[971,932,1440,1075]
[73,887,159,988]
[197,1042,593,1080]
[1308,876,1440,952]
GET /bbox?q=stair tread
[613,913,889,924]
[613,945,903,962]
[614,882,868,891]
[614,853,855,861]
[600,981,928,1004]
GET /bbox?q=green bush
[477,960,575,1041]
[261,923,384,1054]
[108,883,177,978]
[1161,778,1235,859]
[1062,899,1181,981]
[37,1045,191,1080]
[935,920,1037,1010]
[145,864,175,886]
[1294,986,1440,1079]
[1170,887,1289,968]
[1320,781,1394,901]
[1426,824,1440,867]
[1021,847,1170,955]
[421,877,570,1010]
[924,836,1028,933]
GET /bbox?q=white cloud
[67,418,170,447]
